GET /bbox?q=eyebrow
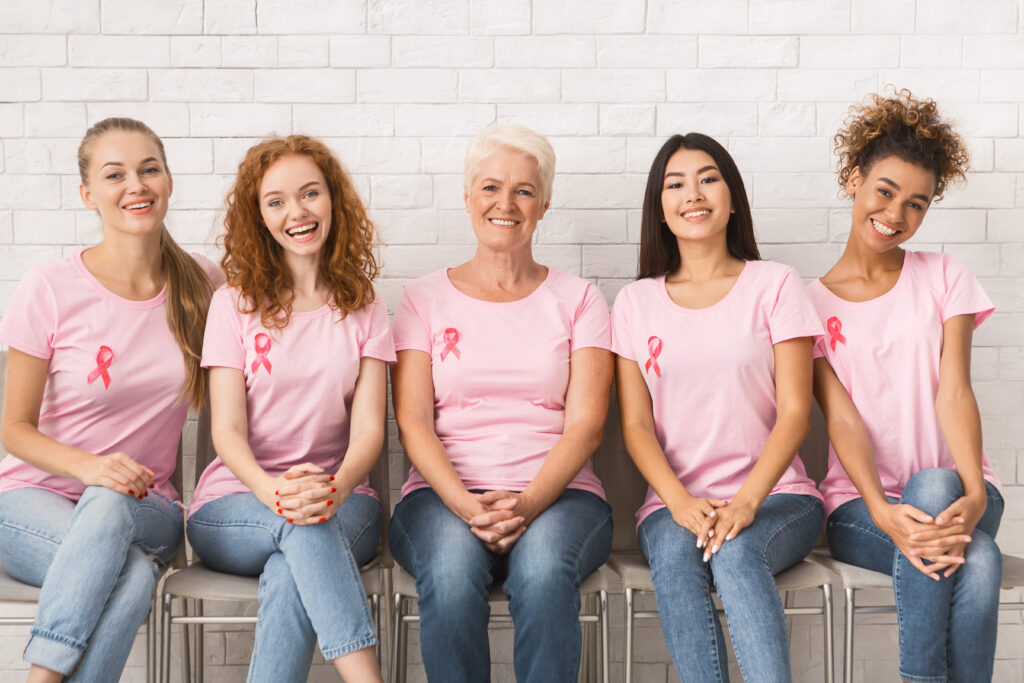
[261,180,323,200]
[99,157,161,170]
[879,177,931,203]
[664,165,719,178]
[481,177,537,188]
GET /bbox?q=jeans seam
[346,501,382,553]
[568,502,612,580]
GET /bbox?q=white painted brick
[699,36,797,68]
[533,0,645,34]
[162,138,213,174]
[598,36,697,69]
[4,138,78,174]
[358,69,457,103]
[1,0,99,33]
[70,35,170,68]
[974,379,1024,415]
[749,1,850,34]
[327,137,420,174]
[916,0,1018,34]
[0,175,61,209]
[940,173,1017,209]
[0,245,62,279]
[1001,245,1024,278]
[646,0,748,34]
[907,209,988,243]
[393,37,492,68]
[988,210,1024,243]
[778,70,879,102]
[625,137,664,174]
[255,68,354,103]
[815,102,853,138]
[461,68,560,103]
[278,36,329,67]
[901,36,963,68]
[851,0,916,33]
[169,173,233,211]
[729,136,831,173]
[758,103,816,137]
[552,173,647,210]
[212,137,261,174]
[752,209,829,243]
[967,137,994,173]
[431,173,467,209]
[656,104,758,137]
[42,68,146,102]
[437,209,475,244]
[86,103,190,137]
[0,69,41,101]
[100,0,202,34]
[170,36,222,67]
[496,104,599,136]
[151,69,252,102]
[0,35,65,66]
[495,37,595,68]
[204,0,256,33]
[878,69,980,102]
[396,105,492,137]
[563,69,663,103]
[943,243,1001,277]
[995,140,1024,173]
[752,173,844,209]
[381,245,474,278]
[600,105,655,136]
[293,104,394,137]
[548,137,625,174]
[964,35,1024,69]
[59,174,84,208]
[974,347,1001,381]
[189,103,290,137]
[368,0,469,34]
[943,103,1018,138]
[0,104,24,137]
[372,209,439,244]
[13,210,75,244]
[536,210,628,244]
[330,36,390,67]
[800,36,900,69]
[369,174,432,209]
[168,210,221,244]
[667,69,776,103]
[222,36,278,68]
[24,103,85,137]
[1000,348,1024,382]
[257,0,366,34]
[469,0,530,34]
[0,212,11,244]
[421,137,473,174]
[982,70,1024,103]
[761,243,844,278]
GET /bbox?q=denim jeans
[389,487,612,683]
[638,494,823,683]
[0,485,182,681]
[186,492,381,682]
[827,468,1004,683]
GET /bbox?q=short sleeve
[360,299,397,363]
[201,289,246,370]
[812,336,828,359]
[0,267,60,359]
[940,252,994,328]
[392,284,432,354]
[768,267,825,346]
[610,288,637,361]
[570,283,611,353]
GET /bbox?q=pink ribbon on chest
[252,333,272,375]
[440,328,461,361]
[86,345,114,389]
[826,316,847,351]
[644,336,662,377]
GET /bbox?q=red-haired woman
[186,135,391,681]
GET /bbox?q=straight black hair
[638,133,759,280]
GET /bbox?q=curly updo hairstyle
[834,89,969,201]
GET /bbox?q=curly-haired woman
[809,90,1003,683]
[186,135,392,682]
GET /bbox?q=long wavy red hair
[221,135,379,329]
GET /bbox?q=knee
[508,555,576,604]
[416,551,490,612]
[77,486,136,527]
[962,534,1002,589]
[900,468,963,516]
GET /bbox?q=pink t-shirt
[392,267,610,499]
[808,250,999,515]
[0,250,222,502]
[611,260,825,526]
[189,287,396,515]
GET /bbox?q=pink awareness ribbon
[252,333,272,375]
[86,345,114,389]
[440,328,461,361]
[827,316,847,351]
[644,336,662,377]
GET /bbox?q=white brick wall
[0,1,1022,681]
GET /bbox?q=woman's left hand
[907,494,986,577]
[469,490,531,553]
[275,464,345,526]
[703,499,757,561]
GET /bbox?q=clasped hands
[669,496,758,562]
[463,490,533,554]
[877,495,984,581]
[260,463,344,526]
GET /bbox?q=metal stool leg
[823,583,834,683]
[624,588,634,683]
[600,589,609,683]
[843,588,855,683]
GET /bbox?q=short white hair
[463,124,556,204]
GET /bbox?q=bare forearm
[935,392,986,498]
[213,427,274,495]
[397,419,474,519]
[521,423,602,520]
[621,423,692,510]
[733,411,809,509]
[335,425,385,498]
[1,421,97,481]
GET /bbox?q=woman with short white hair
[389,124,614,682]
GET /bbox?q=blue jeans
[827,468,1004,683]
[389,487,612,683]
[0,485,182,681]
[186,492,381,682]
[639,494,823,683]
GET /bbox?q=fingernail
[275,490,279,495]
[138,495,143,500]
[128,489,134,495]
[329,475,335,481]
[277,509,282,514]
[286,519,293,524]
[148,484,154,489]
[703,552,710,562]
[331,487,336,493]
[276,501,280,506]
[326,500,333,506]
[318,517,326,522]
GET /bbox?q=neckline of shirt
[73,249,168,310]
[441,266,555,307]
[813,250,912,307]
[656,260,752,314]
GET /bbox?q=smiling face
[79,130,172,237]
[464,150,548,252]
[660,148,733,247]
[258,153,332,260]
[846,155,936,253]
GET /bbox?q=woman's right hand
[667,495,727,544]
[873,502,968,580]
[75,452,154,499]
[259,463,337,525]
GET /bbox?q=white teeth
[125,201,152,210]
[286,223,317,237]
[491,218,516,226]
[871,219,897,236]
[683,209,710,218]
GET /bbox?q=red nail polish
[277,509,282,514]
[318,517,326,522]
[148,483,154,489]
[128,489,134,495]
[276,501,280,506]
[326,500,333,506]
[330,487,336,493]
[329,475,334,481]
[138,495,143,500]
[286,519,293,524]
[275,490,279,495]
